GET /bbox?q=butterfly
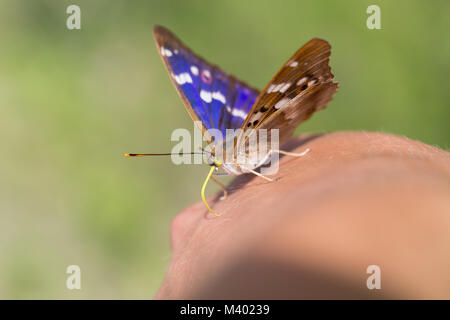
[127,25,338,215]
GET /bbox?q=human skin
[155,131,450,299]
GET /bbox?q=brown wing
[236,38,338,149]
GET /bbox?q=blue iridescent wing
[236,38,338,149]
[153,26,259,142]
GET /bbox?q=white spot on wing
[249,112,262,123]
[174,72,193,85]
[297,77,308,86]
[200,90,212,103]
[274,98,290,110]
[270,82,293,93]
[273,83,282,92]
[160,47,173,57]
[212,91,226,104]
[190,65,199,76]
[267,84,276,93]
[289,61,298,67]
[279,82,292,93]
[226,106,246,119]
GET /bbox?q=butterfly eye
[206,155,215,166]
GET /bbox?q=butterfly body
[214,147,272,176]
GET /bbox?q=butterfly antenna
[125,150,220,216]
[124,152,206,157]
[201,166,221,216]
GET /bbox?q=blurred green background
[0,0,448,298]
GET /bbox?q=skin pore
[155,131,450,299]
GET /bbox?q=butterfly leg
[268,148,310,158]
[246,168,274,182]
[210,175,228,200]
[243,148,310,183]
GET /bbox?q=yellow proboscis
[201,165,221,216]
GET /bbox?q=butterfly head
[205,153,223,168]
